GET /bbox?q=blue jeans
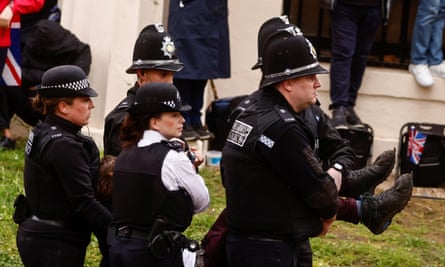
[226,233,312,267]
[329,2,381,108]
[410,0,445,65]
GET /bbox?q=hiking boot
[346,106,363,126]
[331,106,348,128]
[182,124,199,141]
[0,136,16,150]
[193,124,214,140]
[360,173,413,235]
[409,63,434,87]
[343,149,396,198]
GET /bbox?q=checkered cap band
[163,100,176,109]
[40,78,90,91]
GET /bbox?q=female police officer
[16,65,112,266]
[109,82,209,267]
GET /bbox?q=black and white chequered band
[40,78,90,91]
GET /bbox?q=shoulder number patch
[226,120,253,147]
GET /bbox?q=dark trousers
[17,228,87,267]
[226,233,312,267]
[109,236,184,267]
[329,2,381,109]
[173,78,207,126]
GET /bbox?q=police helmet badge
[305,38,317,60]
[161,36,176,59]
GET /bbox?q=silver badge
[161,36,176,59]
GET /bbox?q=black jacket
[103,84,138,156]
[23,115,111,243]
[222,88,338,240]
[21,20,91,88]
[228,89,355,171]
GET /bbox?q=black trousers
[109,236,184,267]
[16,227,87,267]
[226,232,313,267]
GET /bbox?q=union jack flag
[1,21,21,86]
[407,126,426,165]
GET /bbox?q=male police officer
[103,24,183,156]
[243,17,411,234]
[222,27,413,267]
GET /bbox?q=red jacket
[0,0,44,47]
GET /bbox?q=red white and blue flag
[407,126,426,165]
[1,21,21,86]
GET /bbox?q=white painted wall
[58,0,445,166]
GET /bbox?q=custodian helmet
[260,27,328,88]
[252,15,292,70]
[126,24,184,74]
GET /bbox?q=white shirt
[138,130,210,213]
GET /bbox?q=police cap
[36,65,98,97]
[128,82,191,115]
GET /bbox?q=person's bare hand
[190,147,204,167]
[327,168,342,192]
[319,214,336,236]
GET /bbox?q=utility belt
[30,215,64,228]
[108,218,200,259]
[113,225,150,240]
[233,232,293,243]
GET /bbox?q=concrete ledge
[317,64,445,164]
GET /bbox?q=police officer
[109,82,210,267]
[222,28,413,267]
[241,17,413,235]
[16,65,112,267]
[103,23,184,156]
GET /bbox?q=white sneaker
[429,62,445,79]
[409,64,434,87]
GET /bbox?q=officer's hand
[189,147,204,167]
[319,214,336,236]
[327,168,342,192]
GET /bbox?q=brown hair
[120,112,160,149]
[96,155,117,202]
[32,95,74,115]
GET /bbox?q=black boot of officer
[340,149,396,199]
[360,173,413,234]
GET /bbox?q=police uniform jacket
[231,89,355,170]
[22,114,112,245]
[103,83,137,156]
[167,0,230,80]
[112,130,209,232]
[222,88,338,241]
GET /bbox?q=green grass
[1,141,445,266]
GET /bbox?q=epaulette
[274,106,296,124]
[116,100,131,111]
[25,124,64,156]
